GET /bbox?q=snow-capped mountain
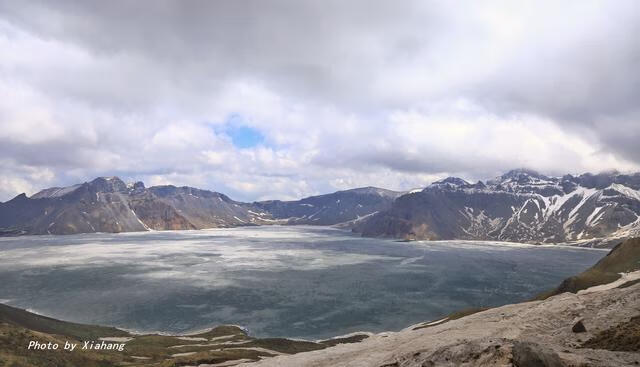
[355,169,640,244]
[3,170,640,244]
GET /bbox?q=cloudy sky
[1,0,639,202]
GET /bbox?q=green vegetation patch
[162,348,272,367]
[0,303,372,367]
[537,238,640,300]
[413,307,489,331]
[0,323,125,367]
[189,325,247,339]
[0,303,129,341]
[240,338,326,354]
[617,278,640,289]
[319,334,370,347]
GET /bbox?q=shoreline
[0,222,626,248]
[0,224,619,252]
[0,228,610,342]
[1,237,636,366]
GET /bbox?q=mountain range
[3,169,640,245]
[355,169,640,244]
[0,177,401,236]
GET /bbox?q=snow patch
[608,183,640,202]
[578,271,640,294]
[130,209,151,231]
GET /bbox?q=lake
[0,226,606,339]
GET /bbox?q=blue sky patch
[227,125,265,149]
[219,115,265,149]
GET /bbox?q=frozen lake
[0,226,606,339]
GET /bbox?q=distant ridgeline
[3,169,640,245]
[0,176,401,235]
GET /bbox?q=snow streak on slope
[359,170,640,244]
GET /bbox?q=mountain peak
[500,168,547,180]
[10,193,28,201]
[486,169,555,188]
[344,187,401,197]
[432,177,470,187]
[89,176,128,193]
[92,176,125,182]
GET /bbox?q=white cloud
[0,1,639,201]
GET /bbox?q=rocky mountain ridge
[355,169,640,244]
[0,177,400,235]
[4,169,640,244]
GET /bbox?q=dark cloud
[0,0,448,112]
